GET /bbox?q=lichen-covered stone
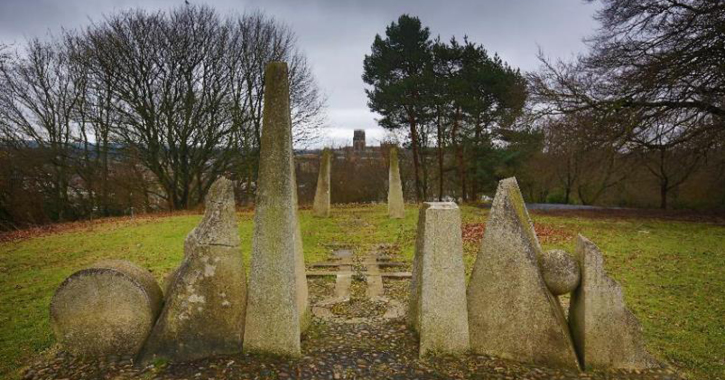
[388,147,404,219]
[409,202,469,358]
[569,235,660,370]
[292,148,311,333]
[139,177,246,363]
[312,149,332,217]
[244,61,307,356]
[466,177,579,369]
[539,249,580,296]
[50,260,162,358]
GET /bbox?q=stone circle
[539,249,580,295]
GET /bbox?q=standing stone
[388,147,404,219]
[312,149,332,217]
[409,202,469,358]
[569,235,659,370]
[467,177,579,369]
[244,61,308,356]
[139,177,246,363]
[292,148,311,333]
[50,260,162,358]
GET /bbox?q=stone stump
[139,177,246,363]
[388,147,404,219]
[312,149,332,217]
[50,260,162,358]
[569,234,659,370]
[409,202,469,358]
[466,177,579,369]
[244,61,308,356]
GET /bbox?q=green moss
[505,180,540,250]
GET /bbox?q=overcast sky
[0,0,600,147]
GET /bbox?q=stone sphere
[539,249,580,295]
[50,260,163,358]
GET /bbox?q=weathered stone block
[388,147,404,219]
[244,61,307,356]
[539,249,580,296]
[409,202,469,358]
[313,149,332,217]
[50,260,162,358]
[139,177,246,363]
[569,234,659,370]
[466,177,579,368]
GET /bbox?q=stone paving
[310,249,408,323]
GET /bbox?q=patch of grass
[0,204,723,379]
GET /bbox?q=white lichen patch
[222,300,231,307]
[188,294,206,303]
[204,263,217,277]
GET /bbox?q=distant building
[353,130,366,151]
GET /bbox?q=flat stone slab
[50,260,162,358]
[310,262,345,268]
[139,177,246,363]
[332,249,353,258]
[365,257,384,298]
[467,177,579,369]
[306,270,411,278]
[307,271,345,277]
[569,235,660,370]
[381,272,412,278]
[409,202,469,357]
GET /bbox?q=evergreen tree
[363,14,433,201]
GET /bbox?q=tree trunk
[660,178,668,209]
[436,107,444,201]
[408,112,423,202]
[452,107,466,201]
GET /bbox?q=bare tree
[0,38,84,220]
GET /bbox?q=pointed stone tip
[206,177,234,207]
[265,61,288,78]
[500,176,518,185]
[423,202,458,210]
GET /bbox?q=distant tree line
[529,0,725,209]
[0,5,325,229]
[364,1,725,209]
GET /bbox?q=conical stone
[244,61,308,356]
[466,177,579,369]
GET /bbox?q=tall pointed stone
[244,62,307,356]
[409,202,469,358]
[388,147,404,219]
[139,177,246,363]
[467,177,579,369]
[569,235,659,370]
[312,149,332,217]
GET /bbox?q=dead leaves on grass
[461,222,574,245]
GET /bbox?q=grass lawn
[0,203,723,379]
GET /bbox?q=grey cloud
[0,0,599,147]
